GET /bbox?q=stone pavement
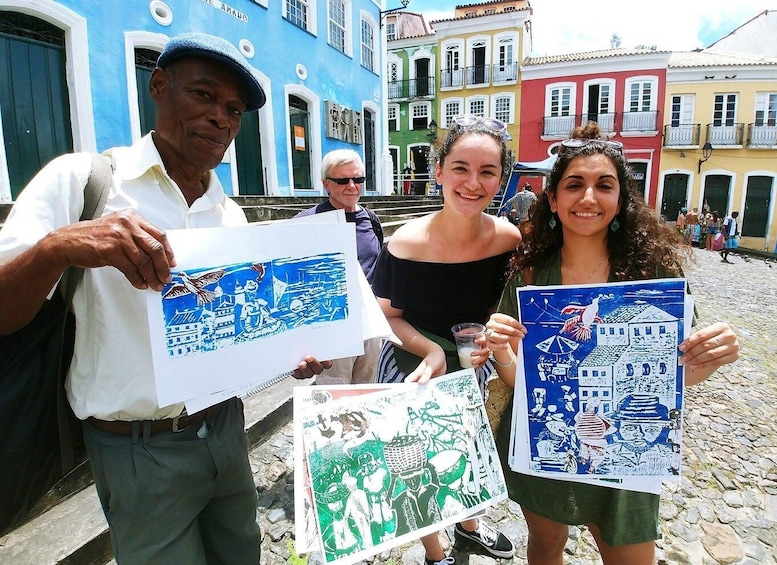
[251,248,777,565]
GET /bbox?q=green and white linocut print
[295,370,507,565]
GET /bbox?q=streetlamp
[426,119,438,144]
[380,0,410,28]
[698,142,713,173]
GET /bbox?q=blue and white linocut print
[159,253,348,357]
[297,371,507,565]
[510,279,688,481]
[145,220,363,408]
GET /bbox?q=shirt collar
[111,133,228,208]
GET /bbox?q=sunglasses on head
[561,138,624,153]
[326,176,366,185]
[452,114,507,134]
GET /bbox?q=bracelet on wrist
[490,350,515,367]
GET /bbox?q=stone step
[0,375,308,565]
[0,196,441,229]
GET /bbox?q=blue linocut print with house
[516,279,687,478]
[159,253,348,357]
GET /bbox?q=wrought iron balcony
[440,63,517,88]
[387,76,436,100]
[705,123,745,146]
[440,68,464,88]
[466,64,491,86]
[746,123,777,148]
[663,124,701,147]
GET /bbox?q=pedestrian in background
[294,149,384,384]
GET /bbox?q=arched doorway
[0,12,72,198]
[702,174,731,217]
[661,173,688,222]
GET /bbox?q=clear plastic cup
[451,322,486,369]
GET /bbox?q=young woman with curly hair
[479,123,740,564]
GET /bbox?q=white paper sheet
[146,219,364,408]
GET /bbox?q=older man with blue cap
[0,32,330,563]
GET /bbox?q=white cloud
[528,0,777,55]
[403,0,777,55]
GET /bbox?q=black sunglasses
[326,176,366,185]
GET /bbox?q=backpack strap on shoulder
[365,207,384,246]
[57,153,113,472]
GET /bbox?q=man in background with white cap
[0,32,328,563]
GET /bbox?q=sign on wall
[326,101,363,144]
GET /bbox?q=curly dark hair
[508,123,692,281]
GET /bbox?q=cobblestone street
[251,248,777,565]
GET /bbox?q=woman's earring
[610,218,621,232]
[549,214,557,229]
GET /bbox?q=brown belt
[86,402,225,436]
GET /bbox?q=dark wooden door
[235,110,265,195]
[0,13,72,199]
[702,174,731,217]
[661,174,687,221]
[742,176,772,237]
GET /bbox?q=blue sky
[398,0,777,55]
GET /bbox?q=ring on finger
[713,336,722,347]
[485,329,494,339]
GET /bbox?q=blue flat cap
[157,32,266,111]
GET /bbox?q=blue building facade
[0,0,389,202]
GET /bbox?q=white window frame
[713,93,738,126]
[582,78,615,132]
[327,0,352,57]
[624,76,658,113]
[493,32,518,83]
[544,82,576,138]
[546,82,576,117]
[671,94,695,126]
[388,103,400,131]
[359,12,377,72]
[284,84,322,195]
[492,92,515,124]
[409,47,434,98]
[386,22,396,41]
[0,0,95,202]
[666,94,696,146]
[284,0,317,35]
[755,92,777,126]
[408,101,431,130]
[466,35,491,87]
[466,95,488,117]
[441,40,463,90]
[442,98,463,128]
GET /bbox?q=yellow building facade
[430,0,531,154]
[660,53,777,252]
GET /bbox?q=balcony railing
[466,64,491,86]
[438,63,518,88]
[747,123,777,147]
[492,62,518,83]
[440,68,464,88]
[583,112,616,135]
[387,76,436,100]
[622,111,658,132]
[543,115,577,137]
[705,123,745,146]
[663,124,701,147]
